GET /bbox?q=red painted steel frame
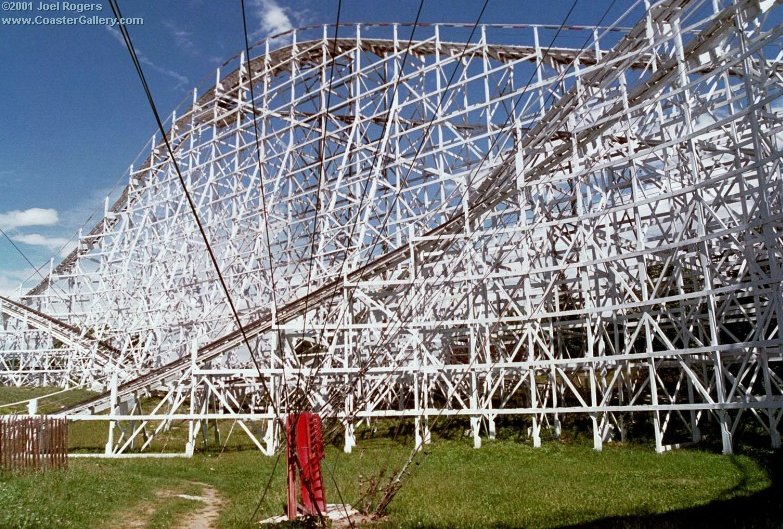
[286,413,326,519]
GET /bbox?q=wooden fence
[0,416,68,471]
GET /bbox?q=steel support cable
[250,447,282,520]
[294,0,486,425]
[270,5,427,523]
[300,1,344,331]
[0,226,124,374]
[21,151,135,297]
[300,0,501,488]
[61,0,701,420]
[24,182,125,297]
[294,0,427,421]
[311,0,588,504]
[105,0,287,434]
[27,19,652,326]
[239,0,279,360]
[1,228,68,300]
[313,0,706,449]
[99,4,311,512]
[290,2,498,511]
[0,228,127,378]
[237,0,288,419]
[310,0,587,436]
[270,6,427,522]
[293,1,346,425]
[0,228,73,305]
[288,11,451,528]
[238,0,481,516]
[225,16,432,503]
[325,0,753,477]
[238,0,292,519]
[238,0,351,524]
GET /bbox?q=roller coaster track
[27,4,781,298]
[58,0,767,417]
[0,295,128,376]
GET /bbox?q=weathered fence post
[0,415,68,472]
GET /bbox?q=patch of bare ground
[110,481,222,529]
[260,505,379,527]
[173,482,222,529]
[331,512,378,528]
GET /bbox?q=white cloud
[105,26,189,88]
[164,21,198,56]
[0,208,58,230]
[12,233,76,257]
[252,0,293,38]
[0,268,33,299]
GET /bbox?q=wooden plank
[0,416,68,472]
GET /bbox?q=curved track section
[2,0,783,455]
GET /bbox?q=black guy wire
[304,0,491,438]
[238,0,346,523]
[296,0,427,425]
[106,0,281,422]
[315,0,610,463]
[333,1,643,506]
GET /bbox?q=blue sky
[0,0,627,296]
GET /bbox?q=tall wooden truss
[1,0,782,456]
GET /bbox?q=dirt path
[112,482,223,529]
[173,483,222,529]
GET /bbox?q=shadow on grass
[392,444,783,529]
[553,448,783,529]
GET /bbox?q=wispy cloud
[57,183,118,235]
[0,208,58,230]
[164,21,199,56]
[251,0,294,39]
[0,268,33,298]
[2,186,116,281]
[12,233,76,257]
[105,26,189,88]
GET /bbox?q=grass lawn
[0,386,97,415]
[1,387,781,528]
[0,434,779,528]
